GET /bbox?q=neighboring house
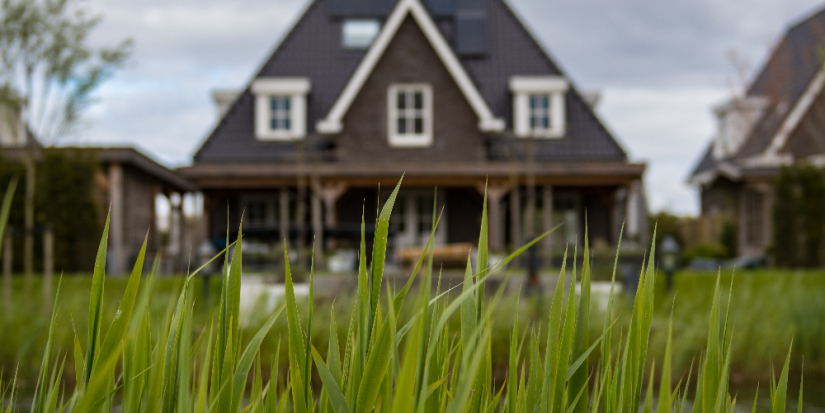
[688,6,825,258]
[1,140,197,273]
[181,0,647,268]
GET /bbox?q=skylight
[342,19,380,49]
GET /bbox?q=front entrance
[387,189,447,250]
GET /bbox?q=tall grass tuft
[0,177,803,413]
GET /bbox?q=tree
[772,167,797,266]
[0,0,131,282]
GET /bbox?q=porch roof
[178,160,645,189]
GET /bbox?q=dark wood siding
[701,177,740,217]
[122,165,160,261]
[336,16,488,163]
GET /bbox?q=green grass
[0,178,806,412]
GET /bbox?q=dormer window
[343,19,380,49]
[269,97,291,131]
[529,95,551,131]
[251,77,311,140]
[510,76,568,138]
[388,84,433,147]
[712,96,768,159]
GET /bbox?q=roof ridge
[787,3,825,33]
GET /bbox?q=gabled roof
[1,146,196,192]
[691,5,825,182]
[193,0,628,164]
[317,0,504,133]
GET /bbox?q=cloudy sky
[75,0,825,215]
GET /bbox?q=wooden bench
[397,243,473,267]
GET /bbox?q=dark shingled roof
[735,6,825,159]
[692,5,825,178]
[194,0,627,164]
[689,142,716,177]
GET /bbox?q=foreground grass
[0,178,805,413]
[2,270,817,391]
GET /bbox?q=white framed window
[252,77,311,140]
[509,76,568,138]
[342,19,380,49]
[387,83,433,147]
[269,96,292,131]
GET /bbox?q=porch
[199,179,647,272]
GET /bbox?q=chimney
[211,90,241,121]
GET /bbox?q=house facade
[689,7,825,258]
[181,0,647,268]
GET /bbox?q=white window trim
[387,83,433,147]
[252,77,311,141]
[509,76,568,138]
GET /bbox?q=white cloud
[598,86,729,215]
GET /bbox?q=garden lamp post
[660,235,680,292]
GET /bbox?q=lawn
[1,267,819,393]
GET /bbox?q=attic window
[509,76,568,138]
[388,84,433,147]
[343,19,380,49]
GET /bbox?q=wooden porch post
[280,188,290,244]
[626,180,642,246]
[296,186,306,268]
[170,192,184,273]
[510,186,521,255]
[612,186,625,246]
[311,192,323,268]
[314,182,347,250]
[315,183,347,226]
[200,192,211,247]
[525,184,536,240]
[482,183,510,251]
[542,186,553,268]
[109,162,125,274]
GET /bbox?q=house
[1,141,197,274]
[688,6,825,258]
[180,0,647,268]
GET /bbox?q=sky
[74,0,825,216]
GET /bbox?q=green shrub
[683,241,729,262]
[0,149,100,272]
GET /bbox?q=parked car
[723,255,767,269]
[687,257,724,271]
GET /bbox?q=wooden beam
[313,182,348,226]
[179,161,647,189]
